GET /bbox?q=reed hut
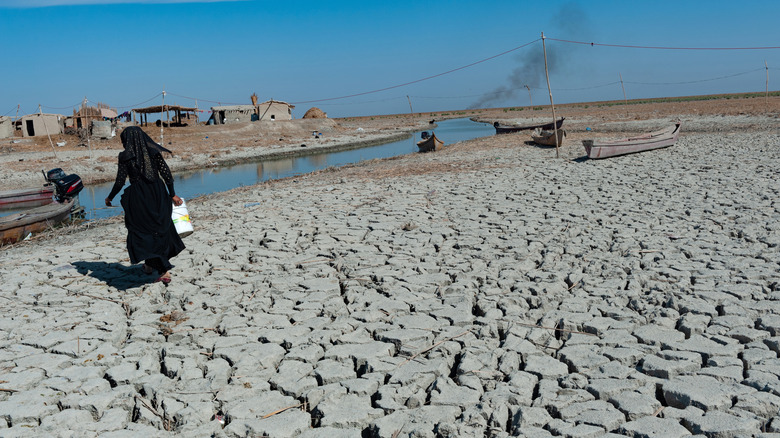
[302,107,327,119]
[71,102,117,129]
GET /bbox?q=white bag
[171,198,193,238]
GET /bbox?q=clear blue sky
[1,0,778,119]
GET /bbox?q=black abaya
[107,127,184,274]
[120,178,184,271]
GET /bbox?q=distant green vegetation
[590,91,780,108]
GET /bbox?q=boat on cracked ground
[582,122,681,159]
[494,117,565,134]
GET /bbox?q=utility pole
[525,85,533,122]
[161,87,166,145]
[541,32,560,158]
[619,73,627,105]
[766,61,770,106]
[38,104,58,160]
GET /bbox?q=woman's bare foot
[155,272,172,284]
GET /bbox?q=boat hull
[0,186,55,210]
[417,133,444,152]
[494,117,565,134]
[0,198,78,246]
[532,129,566,146]
[583,123,681,159]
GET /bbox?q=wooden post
[541,32,560,158]
[160,88,165,144]
[619,73,627,105]
[406,95,414,119]
[38,104,58,160]
[766,60,769,106]
[525,85,533,122]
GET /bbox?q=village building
[131,105,199,127]
[67,102,118,130]
[256,99,295,121]
[0,116,13,139]
[19,113,64,137]
[208,99,295,125]
[209,105,257,125]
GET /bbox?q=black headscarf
[119,127,172,183]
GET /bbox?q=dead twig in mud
[397,331,470,368]
[245,289,258,301]
[652,406,665,417]
[261,402,307,419]
[172,327,217,334]
[70,292,126,306]
[512,321,598,337]
[0,388,18,393]
[351,196,386,209]
[135,395,171,430]
[528,340,561,351]
[297,257,332,265]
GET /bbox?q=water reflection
[35,118,494,221]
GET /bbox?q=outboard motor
[44,168,84,203]
[420,131,430,140]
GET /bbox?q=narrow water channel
[16,118,495,221]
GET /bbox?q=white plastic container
[171,198,193,238]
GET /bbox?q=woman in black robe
[105,126,185,284]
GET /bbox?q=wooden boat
[417,132,444,152]
[582,122,681,159]
[0,198,79,246]
[494,117,565,134]
[0,185,55,209]
[532,128,566,146]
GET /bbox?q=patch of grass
[588,91,779,108]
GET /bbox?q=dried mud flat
[1,96,780,437]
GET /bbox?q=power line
[291,38,541,105]
[552,82,621,91]
[111,93,164,110]
[166,92,245,106]
[547,37,780,50]
[36,93,163,113]
[624,68,765,85]
[163,39,541,108]
[315,96,407,107]
[42,100,84,110]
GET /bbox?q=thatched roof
[259,99,295,109]
[133,105,198,114]
[303,107,327,119]
[210,105,255,111]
